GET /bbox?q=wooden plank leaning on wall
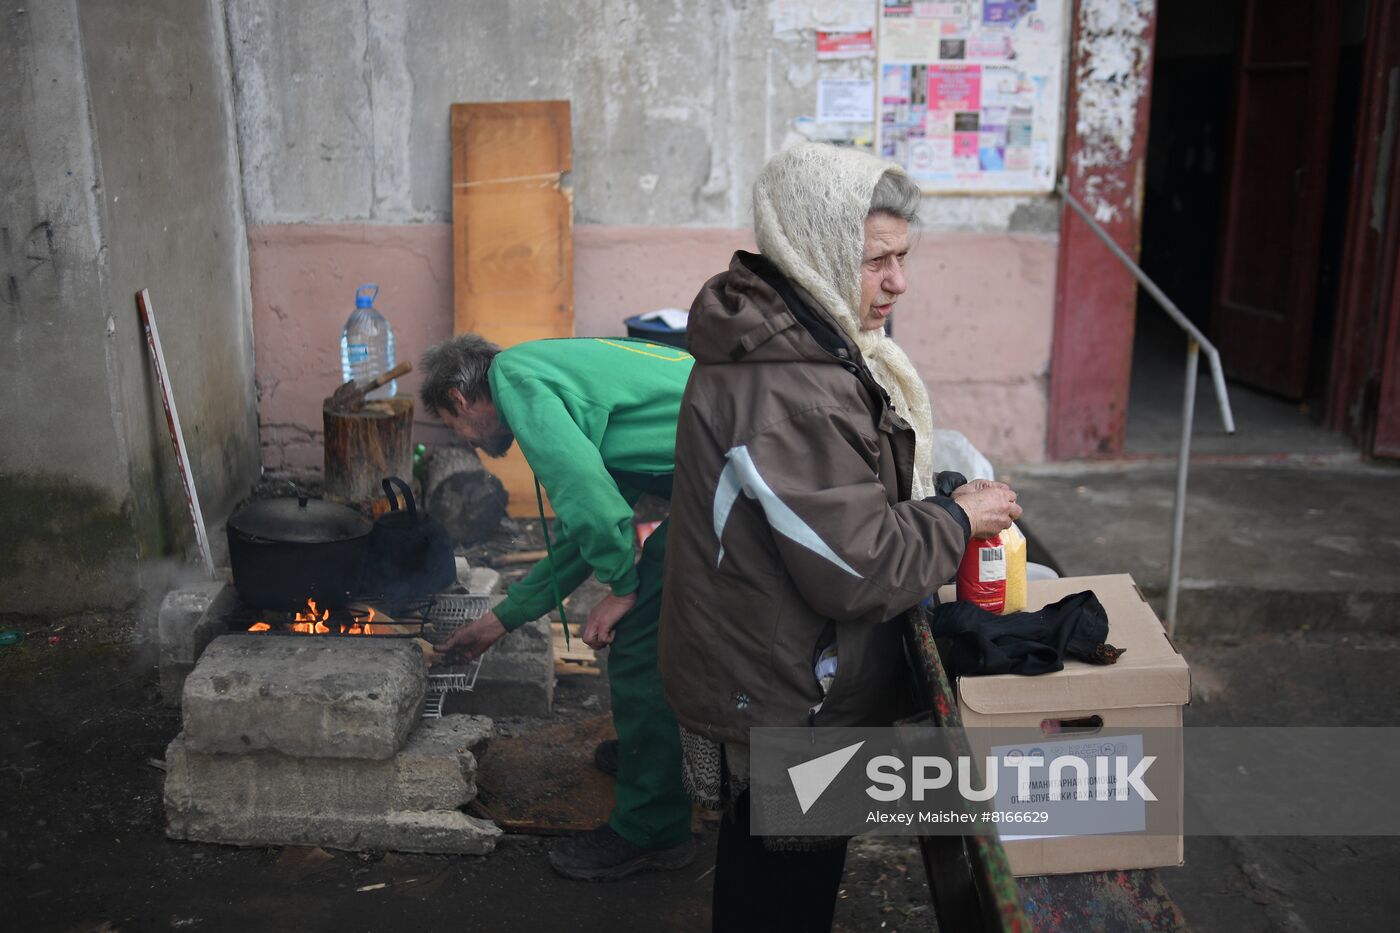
[451,101,573,516]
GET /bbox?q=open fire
[246,598,390,636]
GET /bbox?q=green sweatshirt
[487,337,693,630]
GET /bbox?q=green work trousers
[606,519,692,849]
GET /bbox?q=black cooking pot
[357,477,456,608]
[226,495,373,610]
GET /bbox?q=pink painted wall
[574,226,759,334]
[899,232,1056,464]
[249,224,456,473]
[249,223,1053,474]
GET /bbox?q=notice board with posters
[876,0,1066,194]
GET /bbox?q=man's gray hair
[419,333,501,416]
[869,168,921,222]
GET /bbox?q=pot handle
[381,476,417,518]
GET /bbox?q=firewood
[424,447,508,547]
[496,549,548,566]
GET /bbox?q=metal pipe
[1206,349,1235,435]
[1167,341,1200,632]
[1057,180,1236,434]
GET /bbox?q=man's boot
[593,739,619,777]
[548,825,695,882]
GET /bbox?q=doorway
[1127,0,1368,457]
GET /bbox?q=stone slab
[166,804,500,856]
[164,715,492,819]
[182,635,426,759]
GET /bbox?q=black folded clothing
[930,590,1125,678]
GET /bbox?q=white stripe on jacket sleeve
[711,444,862,578]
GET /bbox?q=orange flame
[286,598,330,634]
[249,598,384,635]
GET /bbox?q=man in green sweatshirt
[420,334,695,882]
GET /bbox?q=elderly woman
[658,143,1020,930]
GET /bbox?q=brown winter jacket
[659,252,972,742]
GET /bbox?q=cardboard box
[935,573,1190,876]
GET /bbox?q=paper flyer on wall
[817,78,877,124]
[770,0,875,34]
[876,0,1065,194]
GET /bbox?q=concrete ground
[1003,459,1400,638]
[1124,311,1357,461]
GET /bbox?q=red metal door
[1212,0,1341,398]
[1375,240,1400,456]
[1327,0,1400,458]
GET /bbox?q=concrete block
[157,582,235,705]
[392,714,494,807]
[454,616,554,718]
[182,635,425,759]
[157,581,229,663]
[466,566,502,595]
[164,714,492,815]
[164,715,500,855]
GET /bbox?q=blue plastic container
[624,314,687,350]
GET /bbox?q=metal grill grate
[420,593,494,646]
[420,593,492,719]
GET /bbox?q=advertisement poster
[877,0,1065,193]
[817,30,876,59]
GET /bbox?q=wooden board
[553,622,598,670]
[451,101,573,516]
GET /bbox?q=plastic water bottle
[339,284,396,400]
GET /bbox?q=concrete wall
[232,0,1060,474]
[0,0,259,615]
[0,2,1117,613]
[227,0,775,227]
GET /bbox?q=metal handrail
[1056,179,1236,634]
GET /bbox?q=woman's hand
[951,480,1022,538]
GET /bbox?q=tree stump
[424,446,509,547]
[322,397,414,502]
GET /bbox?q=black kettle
[357,477,456,608]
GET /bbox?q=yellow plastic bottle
[1001,523,1027,614]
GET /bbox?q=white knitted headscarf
[752,143,936,500]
